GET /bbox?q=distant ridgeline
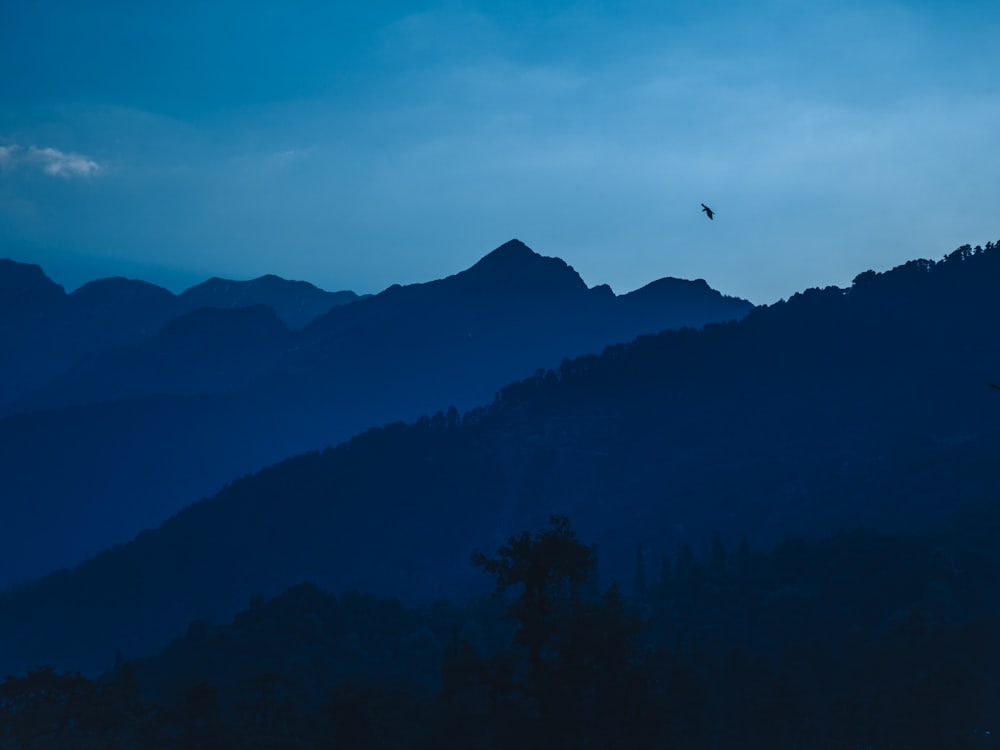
[0,238,999,679]
[0,240,753,588]
[0,261,364,412]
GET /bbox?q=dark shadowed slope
[1,240,997,676]
[0,264,174,413]
[0,240,751,586]
[22,305,292,407]
[0,259,66,311]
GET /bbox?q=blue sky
[1,0,998,304]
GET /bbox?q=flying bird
[701,203,714,220]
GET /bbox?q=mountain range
[0,261,363,415]
[0,240,752,587]
[1,239,997,676]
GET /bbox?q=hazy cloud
[0,144,101,177]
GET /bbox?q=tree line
[4,509,1000,749]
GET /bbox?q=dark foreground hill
[1,239,997,676]
[0,516,1000,750]
[5,513,1000,749]
[0,240,751,585]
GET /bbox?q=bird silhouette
[988,382,1000,391]
[701,203,714,220]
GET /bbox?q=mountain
[23,305,292,406]
[619,276,748,326]
[0,259,66,313]
[179,274,362,329]
[0,240,751,587]
[0,261,71,414]
[282,240,747,410]
[0,260,363,414]
[1,239,997,676]
[452,239,590,294]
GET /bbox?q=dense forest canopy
[4,511,1000,748]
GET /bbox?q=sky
[1,0,998,305]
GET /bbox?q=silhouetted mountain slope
[180,274,363,329]
[284,240,750,409]
[455,238,590,295]
[1,239,997,676]
[0,259,362,414]
[22,306,292,407]
[71,276,177,314]
[0,261,71,414]
[0,421,508,673]
[0,259,66,312]
[0,266,182,412]
[0,240,751,585]
[620,277,745,329]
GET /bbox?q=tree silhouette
[471,517,662,748]
[472,515,593,683]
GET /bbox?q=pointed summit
[460,239,588,296]
[476,238,536,263]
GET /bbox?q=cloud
[0,144,101,177]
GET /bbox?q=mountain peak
[460,239,588,295]
[472,239,547,269]
[482,238,534,258]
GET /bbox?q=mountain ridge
[1,238,996,675]
[0,259,366,414]
[0,240,752,588]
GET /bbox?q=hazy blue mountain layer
[0,240,752,586]
[0,239,996,676]
[0,259,363,414]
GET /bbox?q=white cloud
[29,146,101,177]
[0,144,101,177]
